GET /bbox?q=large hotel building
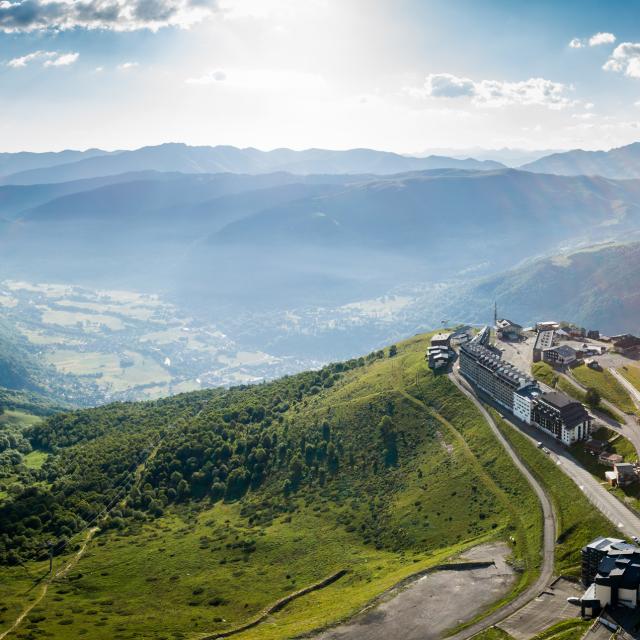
[458,333,591,445]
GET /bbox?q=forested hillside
[0,332,606,640]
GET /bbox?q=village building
[542,345,578,367]
[431,332,453,348]
[599,452,624,467]
[611,335,640,357]
[533,330,555,362]
[496,318,523,341]
[581,537,640,617]
[536,321,560,332]
[614,463,636,487]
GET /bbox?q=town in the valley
[427,312,640,636]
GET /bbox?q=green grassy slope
[491,411,618,576]
[619,364,640,395]
[0,336,609,640]
[572,365,637,415]
[0,334,546,639]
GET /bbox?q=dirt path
[0,526,98,640]
[0,428,169,639]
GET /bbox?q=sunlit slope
[0,333,545,639]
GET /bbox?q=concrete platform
[498,578,583,640]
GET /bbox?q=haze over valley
[7,3,640,640]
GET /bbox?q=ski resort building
[531,392,591,444]
[581,537,640,617]
[459,341,535,411]
[459,332,590,443]
[542,345,578,367]
[513,386,541,424]
[533,330,555,362]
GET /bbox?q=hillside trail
[388,358,556,640]
[0,428,169,639]
[0,526,99,640]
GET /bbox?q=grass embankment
[569,426,637,477]
[490,410,618,576]
[532,363,625,424]
[619,365,640,395]
[572,365,637,415]
[0,333,544,640]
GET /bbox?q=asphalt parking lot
[498,578,583,640]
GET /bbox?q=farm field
[0,279,303,404]
[45,349,171,394]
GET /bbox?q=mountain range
[0,143,505,185]
[2,165,640,325]
[441,241,640,335]
[522,141,640,179]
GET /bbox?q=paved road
[481,369,640,536]
[610,368,640,411]
[447,371,557,640]
[559,370,640,461]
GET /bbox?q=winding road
[558,369,640,461]
[610,368,640,412]
[447,371,556,640]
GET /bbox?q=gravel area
[313,542,515,640]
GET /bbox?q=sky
[3,0,640,153]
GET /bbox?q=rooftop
[546,345,577,357]
[534,330,554,350]
[461,341,535,387]
[539,391,590,428]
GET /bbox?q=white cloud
[419,73,573,109]
[186,68,326,92]
[187,69,227,83]
[603,42,640,78]
[588,32,616,46]
[569,32,616,49]
[7,50,78,68]
[424,73,475,98]
[44,52,79,67]
[0,0,219,33]
[118,61,139,70]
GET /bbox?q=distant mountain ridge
[0,148,110,179]
[446,242,640,335]
[3,167,640,313]
[0,143,505,185]
[522,141,640,179]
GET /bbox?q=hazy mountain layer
[522,141,640,179]
[444,242,640,334]
[0,143,505,185]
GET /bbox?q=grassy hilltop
[0,333,607,639]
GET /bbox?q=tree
[585,387,601,409]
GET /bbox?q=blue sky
[2,0,640,153]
